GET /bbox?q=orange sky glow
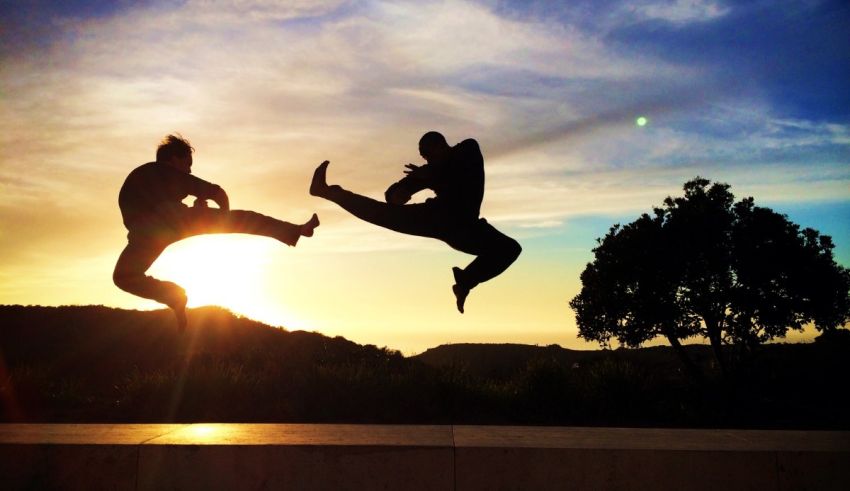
[1,1,847,354]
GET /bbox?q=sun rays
[147,235,282,322]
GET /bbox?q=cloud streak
[0,0,847,267]
[0,0,846,351]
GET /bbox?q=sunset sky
[1,0,848,354]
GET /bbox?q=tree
[570,178,850,379]
[569,210,705,380]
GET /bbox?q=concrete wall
[1,424,847,490]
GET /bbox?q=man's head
[156,134,194,173]
[418,131,451,164]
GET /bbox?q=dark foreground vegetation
[1,305,847,429]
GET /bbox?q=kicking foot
[170,291,188,332]
[310,160,331,197]
[300,213,320,237]
[452,267,470,314]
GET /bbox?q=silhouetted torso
[393,139,485,220]
[118,161,219,230]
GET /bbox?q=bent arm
[175,170,230,211]
[384,163,433,204]
[191,185,229,211]
[210,186,230,212]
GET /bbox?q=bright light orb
[147,235,282,322]
[636,116,649,127]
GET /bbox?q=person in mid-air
[310,131,521,313]
[114,134,319,329]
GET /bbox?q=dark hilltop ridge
[415,343,718,379]
[1,305,847,428]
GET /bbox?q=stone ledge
[0,424,847,490]
[453,426,850,491]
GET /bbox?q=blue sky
[1,0,847,352]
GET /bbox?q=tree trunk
[663,327,704,383]
[705,319,728,377]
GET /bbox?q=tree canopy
[570,177,850,377]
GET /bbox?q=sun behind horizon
[146,234,288,325]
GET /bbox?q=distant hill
[0,305,408,422]
[414,343,718,380]
[415,343,596,379]
[0,304,389,374]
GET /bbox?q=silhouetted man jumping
[310,131,521,313]
[114,134,319,329]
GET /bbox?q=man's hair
[156,134,194,162]
[419,131,448,148]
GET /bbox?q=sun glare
[147,235,284,322]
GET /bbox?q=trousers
[113,206,300,307]
[325,186,521,289]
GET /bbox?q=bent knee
[509,238,522,260]
[113,270,129,291]
[113,268,140,292]
[502,237,522,262]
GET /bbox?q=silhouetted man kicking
[310,131,521,313]
[114,134,319,329]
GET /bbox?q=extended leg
[113,240,188,330]
[178,207,313,245]
[310,161,441,238]
[446,219,522,313]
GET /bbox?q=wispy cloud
[0,0,847,259]
[0,0,846,350]
[624,0,730,24]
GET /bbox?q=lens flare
[636,116,648,127]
